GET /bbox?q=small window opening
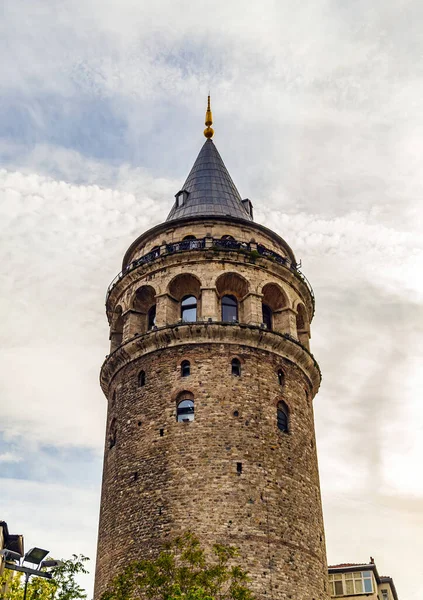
[138,370,146,387]
[137,421,142,427]
[160,428,164,437]
[262,304,272,330]
[133,472,138,481]
[277,401,289,433]
[231,358,241,376]
[175,190,189,208]
[181,360,191,377]
[147,305,156,330]
[233,410,239,417]
[277,369,285,386]
[177,399,194,422]
[112,391,116,405]
[236,462,243,475]
[222,295,238,322]
[181,295,197,322]
[109,418,117,449]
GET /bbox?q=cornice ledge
[100,324,321,397]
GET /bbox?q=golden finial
[204,95,214,138]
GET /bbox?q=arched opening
[277,369,285,386]
[181,295,197,322]
[221,295,238,322]
[132,285,157,334]
[183,235,197,240]
[176,392,195,422]
[109,418,117,449]
[181,360,191,377]
[168,274,202,324]
[216,272,249,323]
[231,358,241,376]
[138,370,146,387]
[110,306,124,353]
[262,304,273,330]
[221,235,235,240]
[277,401,289,433]
[261,283,288,333]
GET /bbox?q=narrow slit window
[262,304,272,330]
[109,418,117,449]
[138,370,146,387]
[231,358,241,376]
[277,369,285,386]
[236,462,242,475]
[181,360,190,377]
[148,305,156,330]
[277,401,289,433]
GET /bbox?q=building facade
[94,100,329,600]
[329,561,399,600]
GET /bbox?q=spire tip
[204,95,214,138]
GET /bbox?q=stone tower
[94,100,328,600]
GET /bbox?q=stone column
[274,307,297,337]
[242,292,263,325]
[200,287,218,320]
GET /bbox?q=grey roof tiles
[166,139,253,222]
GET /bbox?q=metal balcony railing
[106,236,315,312]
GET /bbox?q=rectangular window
[381,590,389,600]
[329,571,374,596]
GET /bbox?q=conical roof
[166,139,252,222]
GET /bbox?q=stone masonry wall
[94,342,329,600]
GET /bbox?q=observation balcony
[106,237,315,312]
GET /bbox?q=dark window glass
[181,295,197,322]
[182,235,196,240]
[177,399,194,422]
[262,304,272,330]
[278,369,285,386]
[221,235,235,240]
[138,370,145,387]
[231,358,241,376]
[277,401,289,433]
[181,360,190,377]
[222,295,238,322]
[148,305,156,330]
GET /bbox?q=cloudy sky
[1,1,422,598]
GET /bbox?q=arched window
[147,305,156,330]
[183,235,196,240]
[181,360,190,377]
[177,399,194,422]
[222,295,238,322]
[278,369,285,386]
[221,235,235,240]
[181,295,197,322]
[138,370,146,387]
[109,418,117,449]
[262,304,272,330]
[277,401,289,433]
[231,358,241,376]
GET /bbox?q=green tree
[101,533,255,600]
[1,554,89,600]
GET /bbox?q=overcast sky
[1,1,422,598]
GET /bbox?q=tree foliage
[101,533,255,600]
[1,554,89,600]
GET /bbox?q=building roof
[166,139,252,223]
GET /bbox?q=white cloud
[0,452,22,463]
[1,1,423,598]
